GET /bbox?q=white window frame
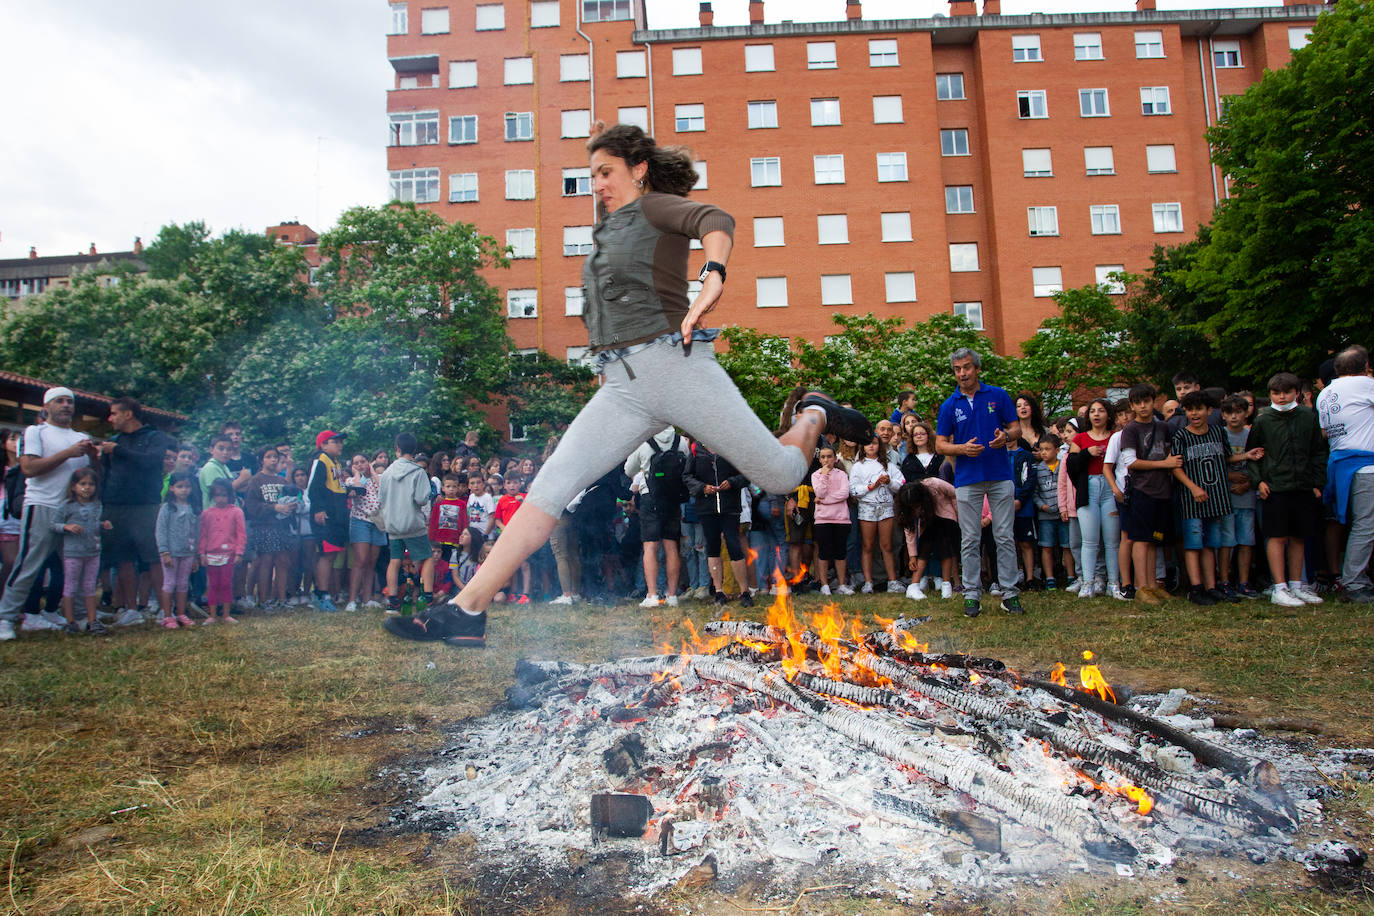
[941,129,970,157]
[561,109,591,138]
[954,302,984,330]
[1288,28,1312,50]
[1022,147,1052,177]
[1145,144,1177,173]
[817,214,849,245]
[562,167,591,196]
[949,243,979,273]
[390,168,440,203]
[693,161,707,189]
[449,60,477,88]
[448,114,477,144]
[810,98,841,126]
[820,274,853,306]
[880,212,912,242]
[560,54,590,82]
[748,100,778,129]
[1018,90,1048,119]
[1152,202,1184,233]
[885,272,917,303]
[813,154,845,185]
[1095,265,1126,295]
[1079,88,1110,117]
[1074,33,1103,60]
[1090,204,1121,235]
[507,288,537,319]
[750,157,781,187]
[673,47,703,75]
[531,0,560,27]
[745,44,774,72]
[1212,40,1242,68]
[564,287,585,316]
[753,217,784,248]
[562,226,593,256]
[674,103,705,132]
[1027,206,1059,237]
[1012,34,1042,62]
[876,152,908,182]
[448,172,478,203]
[945,186,974,214]
[936,73,965,101]
[389,110,440,147]
[475,4,504,30]
[869,39,898,67]
[617,106,648,130]
[505,169,535,200]
[504,111,533,141]
[807,42,837,69]
[1032,267,1063,297]
[420,7,449,34]
[872,95,903,124]
[1084,146,1115,175]
[1135,30,1164,59]
[389,3,408,36]
[583,0,632,22]
[504,57,533,85]
[506,228,535,258]
[756,277,789,308]
[616,50,646,78]
[1141,86,1172,115]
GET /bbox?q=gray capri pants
[526,334,810,518]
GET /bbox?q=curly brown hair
[587,123,698,196]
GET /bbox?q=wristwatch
[698,260,727,283]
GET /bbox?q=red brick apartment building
[385,0,1321,363]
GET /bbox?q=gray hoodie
[378,456,431,539]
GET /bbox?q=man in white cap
[0,387,98,640]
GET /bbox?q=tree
[502,351,597,449]
[1015,277,1140,415]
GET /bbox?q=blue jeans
[749,515,787,589]
[679,520,708,589]
[1078,475,1121,588]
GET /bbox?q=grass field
[2,588,1372,915]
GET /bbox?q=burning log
[590,792,654,838]
[873,790,1003,853]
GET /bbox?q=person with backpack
[624,427,690,607]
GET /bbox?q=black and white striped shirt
[1171,424,1234,520]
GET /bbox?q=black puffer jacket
[683,444,748,517]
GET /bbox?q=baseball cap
[43,386,75,404]
[315,429,345,449]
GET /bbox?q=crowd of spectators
[2,341,1371,641]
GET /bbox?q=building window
[563,226,593,256]
[1095,265,1126,294]
[507,288,537,318]
[869,39,899,67]
[949,243,979,272]
[885,272,917,302]
[881,212,912,242]
[876,152,908,182]
[562,167,591,196]
[390,168,440,203]
[940,129,970,157]
[1289,27,1313,50]
[810,98,841,126]
[1090,204,1121,235]
[1022,147,1052,176]
[936,73,965,100]
[1213,40,1242,68]
[872,95,903,123]
[561,109,591,138]
[504,111,533,140]
[389,110,439,146]
[807,42,837,69]
[1135,30,1164,58]
[531,0,559,26]
[1140,86,1171,115]
[505,170,535,200]
[813,154,845,184]
[1012,34,1042,62]
[1074,33,1103,60]
[618,106,648,130]
[449,60,477,88]
[753,217,784,247]
[420,7,449,33]
[945,186,974,214]
[397,75,435,90]
[745,44,774,71]
[449,115,477,144]
[693,161,707,188]
[675,103,705,132]
[1032,267,1063,297]
[673,47,703,75]
[1084,146,1114,175]
[1145,144,1177,173]
[565,347,591,368]
[1152,202,1183,233]
[389,3,408,35]
[475,4,504,30]
[750,157,781,187]
[819,274,853,306]
[748,100,778,129]
[1027,206,1059,236]
[506,228,535,258]
[817,214,849,244]
[954,302,983,330]
[1018,90,1048,119]
[565,287,585,316]
[1079,88,1109,117]
[583,0,631,21]
[756,277,789,308]
[504,57,533,84]
[560,54,590,81]
[616,50,646,78]
[449,172,478,202]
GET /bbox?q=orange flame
[968,672,981,684]
[872,613,930,654]
[1049,662,1067,687]
[1078,650,1116,703]
[1073,771,1154,816]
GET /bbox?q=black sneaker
[1187,586,1216,606]
[964,598,981,617]
[87,619,109,636]
[383,600,486,648]
[739,590,755,608]
[713,590,729,608]
[1000,596,1026,615]
[797,391,874,444]
[386,595,403,613]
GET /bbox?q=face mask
[1271,399,1298,412]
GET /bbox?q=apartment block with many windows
[385,0,1321,363]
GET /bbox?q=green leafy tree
[502,352,597,449]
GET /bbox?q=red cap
[315,429,344,449]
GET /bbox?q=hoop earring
[634,179,645,189]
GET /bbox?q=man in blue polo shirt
[935,348,1024,617]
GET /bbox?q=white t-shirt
[467,492,496,536]
[1318,375,1374,467]
[21,423,91,508]
[1103,430,1129,491]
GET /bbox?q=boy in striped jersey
[1171,390,1241,606]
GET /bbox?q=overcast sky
[0,0,1275,260]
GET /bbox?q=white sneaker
[240,596,257,610]
[1292,583,1324,604]
[20,613,61,632]
[660,594,676,607]
[549,595,573,605]
[886,580,905,594]
[40,610,67,628]
[0,620,14,641]
[344,601,359,612]
[363,599,383,610]
[989,583,1003,597]
[145,598,160,614]
[836,584,855,596]
[940,581,953,599]
[113,607,146,627]
[1270,585,1305,608]
[639,594,661,608]
[860,581,874,594]
[905,583,926,601]
[819,584,832,595]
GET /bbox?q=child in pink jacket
[198,478,246,624]
[810,445,853,596]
